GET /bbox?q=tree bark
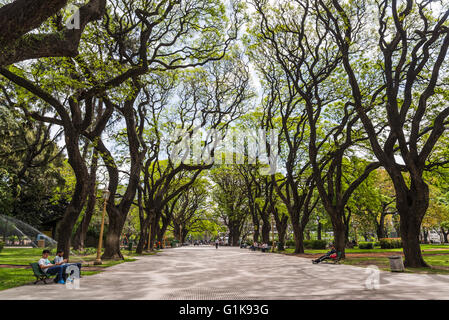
[376,213,386,240]
[333,218,346,258]
[317,222,322,240]
[0,0,106,66]
[100,97,146,259]
[291,220,305,254]
[73,149,98,250]
[261,217,270,244]
[394,177,429,267]
[101,205,126,260]
[273,209,288,250]
[441,227,449,243]
[56,130,89,259]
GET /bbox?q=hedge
[379,238,402,249]
[358,242,374,249]
[303,240,327,249]
[285,240,295,248]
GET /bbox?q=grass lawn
[0,247,142,291]
[280,243,449,255]
[278,244,449,274]
[0,268,101,291]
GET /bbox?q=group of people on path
[38,249,82,284]
[249,242,270,252]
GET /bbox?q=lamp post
[271,216,275,252]
[94,189,110,265]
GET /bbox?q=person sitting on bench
[250,242,258,251]
[54,250,82,278]
[312,245,337,264]
[38,249,65,284]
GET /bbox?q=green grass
[0,268,101,291]
[0,247,139,291]
[278,244,449,274]
[0,248,46,265]
[0,268,36,291]
[0,247,137,266]
[280,243,449,255]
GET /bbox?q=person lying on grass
[38,249,65,284]
[312,245,337,264]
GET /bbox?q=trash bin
[388,255,405,272]
[37,240,45,248]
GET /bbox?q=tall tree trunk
[173,222,182,242]
[441,227,449,243]
[135,188,147,254]
[228,221,240,246]
[291,220,304,254]
[332,214,346,258]
[136,220,149,254]
[101,205,126,259]
[100,97,145,260]
[395,179,429,268]
[376,213,385,240]
[261,217,270,244]
[181,228,188,244]
[306,230,311,240]
[317,221,322,240]
[253,225,260,243]
[135,229,147,254]
[73,149,98,251]
[399,215,428,267]
[344,208,351,245]
[422,228,429,244]
[57,132,89,259]
[157,215,171,243]
[149,210,161,250]
[274,212,288,250]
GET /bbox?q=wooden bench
[30,262,56,284]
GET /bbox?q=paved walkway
[1,246,449,299]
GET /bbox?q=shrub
[0,240,4,253]
[374,241,380,246]
[285,240,295,248]
[379,238,402,249]
[358,242,374,249]
[303,240,327,249]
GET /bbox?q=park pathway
[1,246,449,299]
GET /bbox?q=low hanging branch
[0,0,106,66]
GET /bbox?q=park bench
[324,251,342,264]
[30,262,56,284]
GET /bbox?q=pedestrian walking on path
[215,239,219,249]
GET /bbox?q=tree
[169,178,209,243]
[248,0,378,256]
[318,0,449,267]
[86,0,246,259]
[0,0,106,65]
[210,165,249,246]
[0,104,66,228]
